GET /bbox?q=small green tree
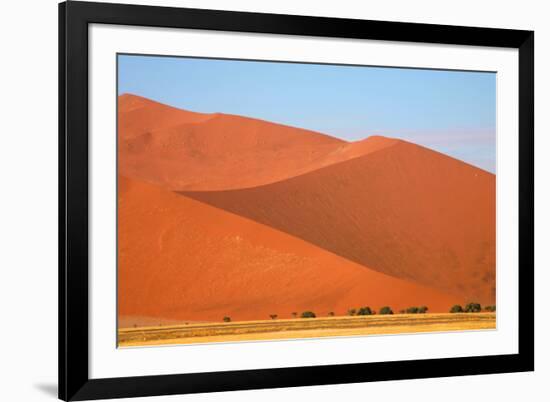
[357,306,373,316]
[417,306,428,314]
[406,306,419,314]
[347,308,357,316]
[379,306,393,315]
[450,304,464,313]
[484,305,496,312]
[301,311,316,318]
[464,302,482,313]
[269,314,278,320]
[223,316,231,322]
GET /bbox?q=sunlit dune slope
[118,94,398,191]
[183,141,496,304]
[118,175,459,323]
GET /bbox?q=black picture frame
[59,1,534,400]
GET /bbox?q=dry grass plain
[118,313,496,347]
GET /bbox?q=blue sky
[118,54,496,173]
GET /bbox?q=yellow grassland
[118,313,496,347]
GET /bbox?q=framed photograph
[59,1,534,400]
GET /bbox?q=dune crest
[118,94,400,191]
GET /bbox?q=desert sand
[184,140,495,304]
[118,175,459,323]
[119,94,398,191]
[117,94,496,328]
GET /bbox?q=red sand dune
[118,175,460,324]
[118,94,397,191]
[117,94,496,324]
[183,141,496,305]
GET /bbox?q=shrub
[291,312,298,318]
[328,311,335,317]
[223,316,231,322]
[269,314,278,320]
[357,306,373,316]
[301,311,316,318]
[347,308,357,316]
[399,309,406,314]
[406,306,419,314]
[484,305,496,312]
[450,305,464,313]
[418,306,428,314]
[464,302,482,313]
[379,306,393,315]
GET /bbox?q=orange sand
[117,94,495,325]
[184,141,495,304]
[119,94,397,191]
[118,175,459,323]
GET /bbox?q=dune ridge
[118,94,400,191]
